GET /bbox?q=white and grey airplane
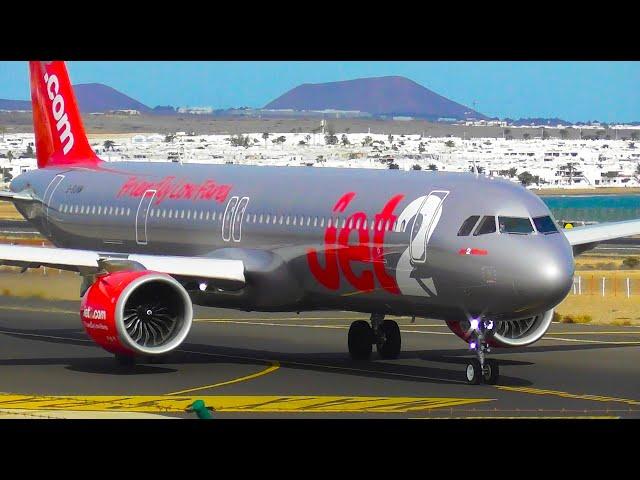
[1,61,637,384]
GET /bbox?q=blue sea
[541,195,640,222]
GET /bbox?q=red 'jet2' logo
[306,192,405,295]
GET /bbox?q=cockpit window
[473,216,496,236]
[498,217,534,234]
[533,215,559,234]
[457,215,480,236]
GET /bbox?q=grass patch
[611,319,633,327]
[559,314,592,324]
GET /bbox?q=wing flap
[0,244,245,285]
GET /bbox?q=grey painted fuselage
[10,162,575,322]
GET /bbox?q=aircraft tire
[348,320,373,360]
[465,359,482,385]
[377,320,401,359]
[482,359,499,384]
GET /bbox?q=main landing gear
[464,319,499,385]
[348,314,401,360]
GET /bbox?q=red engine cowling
[446,309,555,348]
[80,270,193,357]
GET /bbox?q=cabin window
[348,218,354,229]
[168,210,173,219]
[474,216,497,235]
[498,217,534,234]
[362,219,368,230]
[457,215,480,236]
[320,218,324,228]
[279,216,284,225]
[126,208,131,216]
[533,216,559,234]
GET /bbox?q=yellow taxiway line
[411,416,620,419]
[497,386,640,406]
[166,361,281,396]
[0,394,493,414]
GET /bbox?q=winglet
[29,61,101,169]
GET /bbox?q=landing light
[470,342,477,350]
[470,319,479,331]
[199,282,208,292]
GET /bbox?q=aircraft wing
[563,219,640,255]
[0,190,36,202]
[0,244,245,288]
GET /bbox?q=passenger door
[135,189,156,245]
[409,190,449,264]
[43,174,65,234]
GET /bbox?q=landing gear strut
[465,319,499,385]
[348,314,401,360]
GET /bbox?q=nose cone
[515,236,574,311]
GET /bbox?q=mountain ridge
[0,83,151,113]
[264,75,486,120]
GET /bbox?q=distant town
[2,120,640,191]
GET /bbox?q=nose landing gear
[348,314,401,360]
[465,319,499,385]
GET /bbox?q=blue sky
[1,61,639,122]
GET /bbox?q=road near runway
[0,296,638,419]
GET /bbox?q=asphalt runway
[0,296,639,419]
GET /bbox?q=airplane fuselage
[10,162,575,322]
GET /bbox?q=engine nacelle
[446,309,554,348]
[80,270,193,357]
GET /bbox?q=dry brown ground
[0,203,24,220]
[0,269,80,301]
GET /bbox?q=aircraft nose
[515,238,574,310]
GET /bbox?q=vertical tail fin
[29,61,100,168]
